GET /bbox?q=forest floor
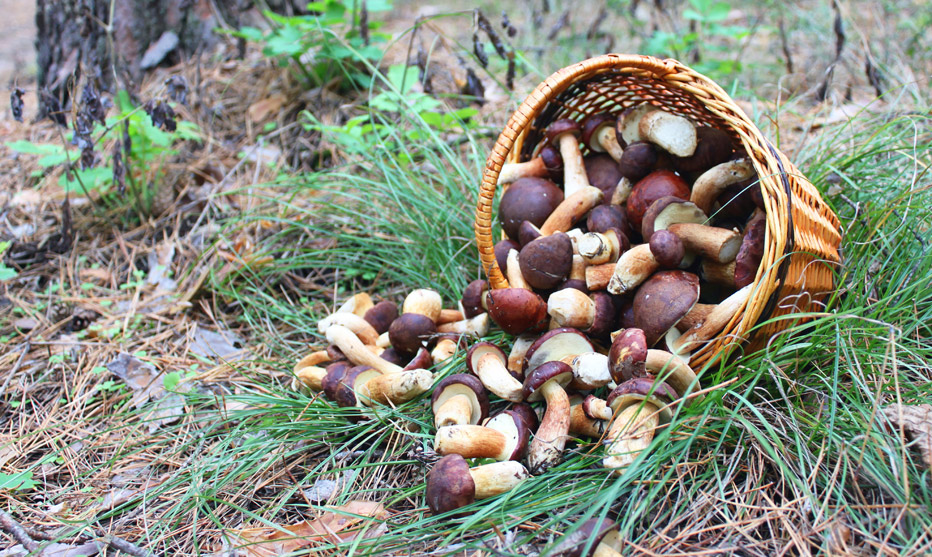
[1,1,931,556]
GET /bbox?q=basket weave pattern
[475,54,842,368]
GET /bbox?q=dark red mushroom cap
[485,409,531,460]
[649,229,685,269]
[672,127,734,173]
[379,347,408,366]
[498,177,564,241]
[735,211,766,288]
[581,113,616,151]
[524,328,594,372]
[632,271,700,346]
[586,291,617,339]
[363,300,398,335]
[461,279,489,319]
[619,141,659,182]
[551,518,617,557]
[523,361,574,402]
[584,153,624,197]
[539,145,565,182]
[587,205,628,235]
[332,365,381,407]
[509,402,540,434]
[546,119,581,142]
[388,313,437,353]
[607,377,677,420]
[321,360,353,401]
[403,347,433,370]
[426,454,475,514]
[517,220,543,247]
[519,232,574,290]
[493,239,520,276]
[608,328,648,384]
[431,374,490,425]
[485,288,549,335]
[627,170,691,232]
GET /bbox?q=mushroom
[618,141,659,182]
[364,300,399,335]
[431,335,461,365]
[328,365,382,407]
[609,177,635,207]
[326,324,404,374]
[505,249,533,290]
[426,454,529,515]
[335,292,374,316]
[437,312,490,337]
[508,402,541,434]
[559,254,589,294]
[626,170,691,233]
[546,119,590,197]
[317,311,380,346]
[608,328,648,384]
[523,361,574,474]
[671,127,734,174]
[547,290,616,338]
[648,229,685,269]
[292,365,327,393]
[606,244,660,295]
[434,412,529,461]
[667,223,742,264]
[498,177,565,241]
[569,396,607,439]
[584,262,615,291]
[467,342,524,402]
[497,145,564,185]
[360,368,434,406]
[582,113,625,161]
[507,335,537,376]
[640,196,707,242]
[519,233,574,290]
[672,284,751,355]
[402,289,443,323]
[388,313,437,354]
[632,271,700,346]
[584,154,626,199]
[431,374,490,428]
[321,361,354,402]
[517,220,543,247]
[690,158,755,214]
[438,309,465,324]
[644,349,700,402]
[602,377,677,473]
[523,328,594,372]
[586,205,628,235]
[461,279,489,319]
[493,239,520,276]
[550,518,623,557]
[735,209,766,288]
[618,104,698,157]
[568,352,612,390]
[583,394,614,421]
[700,259,737,287]
[577,228,629,265]
[539,186,605,235]
[676,303,716,332]
[485,288,549,335]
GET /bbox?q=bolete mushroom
[586,204,628,235]
[582,113,624,161]
[388,313,437,354]
[608,328,648,384]
[431,374,490,428]
[539,186,604,235]
[467,342,524,402]
[523,328,594,372]
[584,154,625,199]
[671,284,751,356]
[519,232,574,290]
[546,119,590,197]
[523,361,574,474]
[402,289,443,323]
[550,518,623,557]
[618,141,659,182]
[603,377,677,473]
[326,324,404,374]
[626,170,691,233]
[547,290,616,338]
[632,271,700,347]
[606,244,660,295]
[690,158,755,214]
[577,228,629,265]
[618,104,698,157]
[648,229,685,269]
[363,300,399,335]
[426,454,529,515]
[496,145,564,185]
[734,209,766,288]
[461,279,489,319]
[434,412,530,461]
[485,288,549,335]
[498,177,565,241]
[671,127,734,174]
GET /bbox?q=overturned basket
[474,54,842,369]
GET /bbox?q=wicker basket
[474,54,842,369]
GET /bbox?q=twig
[96,531,154,557]
[0,341,30,398]
[0,509,40,553]
[816,0,845,101]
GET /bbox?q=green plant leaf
[0,471,37,491]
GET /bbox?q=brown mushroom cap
[587,291,617,339]
[587,204,628,235]
[431,374,490,425]
[485,288,549,335]
[546,118,582,142]
[627,170,691,232]
[551,518,617,557]
[518,232,574,290]
[619,141,659,182]
[672,127,734,174]
[426,454,476,514]
[523,361,574,402]
[607,377,677,423]
[581,113,616,151]
[498,177,565,241]
[332,365,382,407]
[649,229,685,269]
[364,300,399,335]
[379,347,408,366]
[524,327,594,372]
[735,211,766,288]
[509,402,540,434]
[388,313,437,353]
[517,220,543,247]
[485,410,531,461]
[321,360,353,401]
[461,280,489,319]
[640,196,707,241]
[583,153,624,198]
[633,271,700,346]
[539,145,565,182]
[493,239,520,276]
[403,347,433,370]
[608,328,648,384]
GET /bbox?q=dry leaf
[248,93,286,123]
[232,500,388,556]
[883,404,932,469]
[105,353,164,408]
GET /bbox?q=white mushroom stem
[326,325,403,375]
[469,461,529,498]
[434,394,474,428]
[584,262,615,291]
[568,254,587,281]
[547,289,595,330]
[376,331,391,349]
[565,229,585,255]
[607,244,659,295]
[690,158,755,214]
[497,157,551,185]
[603,403,659,474]
[556,131,590,197]
[508,335,537,375]
[506,249,532,290]
[595,125,624,161]
[402,289,443,323]
[610,177,635,206]
[701,259,737,287]
[578,231,623,265]
[584,396,613,421]
[528,381,571,474]
[569,401,606,438]
[438,313,490,337]
[434,425,510,460]
[645,350,698,401]
[570,353,612,390]
[673,285,751,354]
[431,338,458,365]
[437,309,465,324]
[336,292,374,316]
[293,350,331,372]
[317,313,380,345]
[475,352,524,402]
[359,369,433,406]
[540,186,604,235]
[292,365,327,392]
[668,223,742,264]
